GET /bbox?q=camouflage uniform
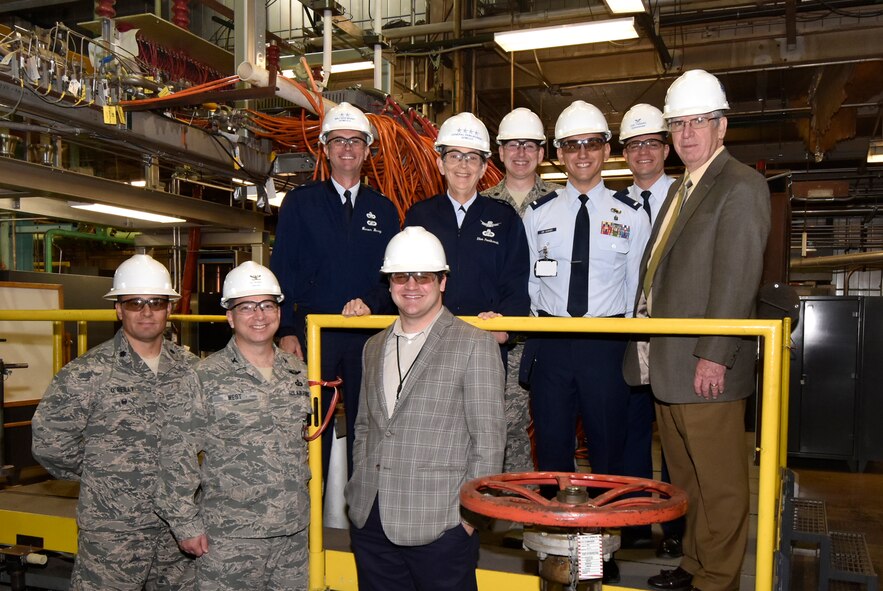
[156,337,311,591]
[482,175,563,217]
[31,329,199,591]
[482,175,562,473]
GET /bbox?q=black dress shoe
[656,536,684,559]
[647,566,693,590]
[602,557,620,584]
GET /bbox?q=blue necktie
[641,190,652,223]
[567,194,590,318]
[343,189,353,222]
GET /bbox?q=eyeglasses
[231,299,280,314]
[119,297,170,312]
[502,140,541,153]
[624,139,665,153]
[442,151,486,167]
[668,116,720,133]
[389,272,440,285]
[326,136,367,149]
[558,138,606,153]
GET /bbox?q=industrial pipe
[322,9,333,89]
[790,250,883,270]
[237,61,336,117]
[43,228,137,274]
[373,0,382,90]
[380,6,598,39]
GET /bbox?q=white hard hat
[380,227,450,274]
[103,254,180,300]
[496,107,546,144]
[221,261,284,309]
[619,103,668,143]
[553,100,612,146]
[434,112,492,156]
[663,69,730,120]
[319,102,375,145]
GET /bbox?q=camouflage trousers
[72,526,196,591]
[197,529,308,591]
[503,342,534,473]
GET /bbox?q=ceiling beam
[0,158,265,231]
[475,25,883,94]
[0,0,77,13]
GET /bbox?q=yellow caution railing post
[305,314,786,591]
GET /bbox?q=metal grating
[831,531,877,577]
[792,498,829,535]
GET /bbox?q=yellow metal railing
[0,310,790,591]
[306,314,790,591]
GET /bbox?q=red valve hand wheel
[460,472,687,528]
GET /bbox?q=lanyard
[395,335,421,401]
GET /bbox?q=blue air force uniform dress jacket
[404,194,530,317]
[270,180,400,338]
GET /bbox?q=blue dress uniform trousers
[270,179,399,477]
[529,333,630,476]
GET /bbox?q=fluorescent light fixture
[70,203,185,223]
[326,61,374,74]
[128,180,147,187]
[604,0,646,14]
[868,139,883,164]
[540,172,568,181]
[244,191,285,208]
[494,18,638,52]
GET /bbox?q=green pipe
[43,228,137,273]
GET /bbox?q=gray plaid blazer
[345,307,506,546]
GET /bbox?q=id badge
[534,258,558,277]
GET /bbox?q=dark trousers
[621,385,685,541]
[298,327,371,481]
[350,498,480,591]
[621,384,655,540]
[528,335,630,475]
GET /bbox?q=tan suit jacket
[345,307,506,546]
[623,148,771,403]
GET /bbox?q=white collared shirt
[331,178,361,206]
[381,309,444,417]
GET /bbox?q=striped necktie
[643,174,691,298]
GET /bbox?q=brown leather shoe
[647,566,693,590]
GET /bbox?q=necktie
[643,174,691,298]
[567,194,590,318]
[641,190,652,223]
[343,189,353,222]
[457,205,467,228]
